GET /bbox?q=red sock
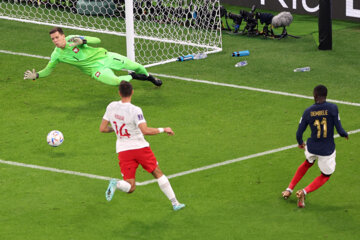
[304,174,330,194]
[288,160,313,190]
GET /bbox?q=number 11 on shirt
[314,117,327,138]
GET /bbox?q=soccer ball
[47,130,64,147]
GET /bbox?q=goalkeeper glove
[24,69,38,80]
[68,37,87,47]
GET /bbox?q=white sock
[116,180,131,193]
[157,175,179,206]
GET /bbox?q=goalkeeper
[24,27,162,86]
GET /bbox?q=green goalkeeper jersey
[38,35,108,77]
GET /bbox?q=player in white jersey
[100,81,185,211]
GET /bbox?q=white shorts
[304,146,336,175]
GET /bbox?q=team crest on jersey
[138,114,144,120]
[95,71,101,77]
[72,47,79,53]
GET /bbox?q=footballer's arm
[99,119,114,133]
[84,36,101,44]
[24,59,58,80]
[138,122,174,136]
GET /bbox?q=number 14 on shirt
[113,121,131,138]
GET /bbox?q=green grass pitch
[1,5,360,239]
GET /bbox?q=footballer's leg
[145,74,162,87]
[294,173,330,208]
[289,160,314,189]
[303,151,334,195]
[283,157,315,199]
[107,52,162,86]
[117,152,137,193]
[126,62,162,87]
[295,152,334,206]
[152,167,185,211]
[93,68,132,86]
[106,151,138,201]
[139,147,184,210]
[119,179,135,192]
[129,72,162,87]
[105,179,133,201]
[304,173,330,194]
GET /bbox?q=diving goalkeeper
[23,27,162,86]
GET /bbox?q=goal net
[0,0,222,67]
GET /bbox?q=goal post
[125,0,135,62]
[0,0,222,67]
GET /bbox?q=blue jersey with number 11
[296,102,348,156]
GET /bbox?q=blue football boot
[106,179,117,201]
[173,203,186,211]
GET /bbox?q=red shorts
[117,147,158,180]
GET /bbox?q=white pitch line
[150,73,360,107]
[136,144,297,186]
[2,129,359,185]
[0,50,50,60]
[137,128,360,186]
[0,159,112,181]
[1,49,359,107]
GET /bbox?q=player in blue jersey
[282,85,348,208]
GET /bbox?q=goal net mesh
[0,0,222,66]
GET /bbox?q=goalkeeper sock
[129,72,148,81]
[147,74,156,81]
[304,174,330,194]
[116,180,131,193]
[157,175,179,206]
[288,160,313,190]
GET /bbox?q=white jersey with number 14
[103,101,149,153]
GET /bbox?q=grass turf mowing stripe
[1,49,360,107]
[1,129,359,185]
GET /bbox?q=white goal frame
[0,0,222,67]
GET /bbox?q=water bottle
[178,55,194,61]
[235,60,248,67]
[232,50,250,57]
[193,53,207,60]
[294,66,310,72]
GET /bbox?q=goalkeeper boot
[173,203,185,211]
[147,74,162,87]
[282,188,292,199]
[296,189,306,208]
[105,179,117,201]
